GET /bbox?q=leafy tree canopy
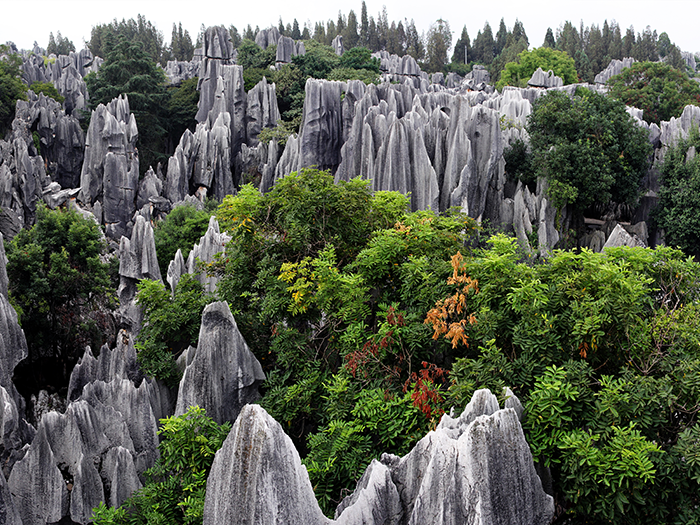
[497,47,578,89]
[606,61,700,125]
[7,205,115,393]
[29,81,65,104]
[0,45,27,138]
[88,15,166,64]
[527,88,652,211]
[46,31,75,56]
[654,126,700,258]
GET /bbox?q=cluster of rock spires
[203,388,553,525]
[4,25,693,253]
[20,48,100,116]
[0,214,266,523]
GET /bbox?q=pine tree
[543,28,556,48]
[452,26,471,64]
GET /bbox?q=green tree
[606,61,700,125]
[654,127,700,258]
[136,274,214,385]
[424,19,451,73]
[543,27,556,48]
[88,15,166,64]
[497,47,578,89]
[527,88,652,212]
[46,31,75,56]
[7,205,114,391]
[29,81,65,104]
[165,76,199,153]
[85,36,169,174]
[451,26,471,65]
[92,406,231,525]
[170,22,194,61]
[0,45,27,138]
[153,201,213,277]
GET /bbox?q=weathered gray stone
[276,36,305,65]
[528,67,563,88]
[594,57,634,84]
[117,216,161,334]
[176,301,264,424]
[8,424,66,525]
[255,27,282,50]
[136,167,163,210]
[78,95,139,240]
[603,223,646,249]
[186,216,230,294]
[332,34,344,56]
[204,389,553,525]
[166,248,187,294]
[203,404,329,525]
[246,76,280,147]
[0,468,22,525]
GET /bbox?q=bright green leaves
[497,46,578,89]
[135,274,214,385]
[92,407,230,525]
[527,88,652,211]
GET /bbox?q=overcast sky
[2,0,698,55]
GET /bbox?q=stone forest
[0,9,699,524]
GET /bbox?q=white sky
[2,0,698,55]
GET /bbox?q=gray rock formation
[15,91,84,189]
[255,27,282,50]
[332,34,344,56]
[165,26,280,201]
[203,389,553,525]
[603,223,646,249]
[528,67,563,88]
[78,95,139,240]
[276,36,305,67]
[594,57,634,84]
[165,51,203,85]
[186,215,230,293]
[0,469,22,525]
[175,301,264,424]
[681,51,697,73]
[117,215,162,334]
[203,404,330,525]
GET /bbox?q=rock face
[203,389,554,525]
[528,67,563,88]
[164,27,280,202]
[0,234,34,474]
[255,27,282,50]
[594,57,635,84]
[276,36,306,67]
[21,50,95,116]
[117,215,162,334]
[9,335,162,525]
[78,95,139,239]
[332,35,344,56]
[175,301,264,425]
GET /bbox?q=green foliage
[166,77,199,150]
[292,40,341,80]
[503,138,534,184]
[7,205,113,386]
[497,47,578,89]
[135,274,214,385]
[442,238,700,523]
[257,119,297,147]
[91,407,230,525]
[210,168,477,511]
[424,19,451,73]
[153,202,213,277]
[86,36,169,174]
[46,31,75,56]
[527,88,652,211]
[654,127,700,258]
[326,67,380,84]
[236,39,276,70]
[29,81,65,104]
[338,47,379,72]
[606,61,700,125]
[0,45,27,138]
[88,15,166,64]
